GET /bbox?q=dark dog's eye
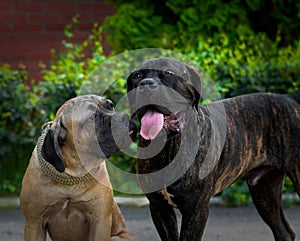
[164,70,175,76]
[132,71,143,80]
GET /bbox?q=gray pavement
[1,205,300,241]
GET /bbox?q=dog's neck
[136,106,212,191]
[37,124,99,186]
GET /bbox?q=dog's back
[287,90,300,106]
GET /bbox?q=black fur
[127,58,300,241]
[41,130,65,172]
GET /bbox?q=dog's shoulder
[287,90,300,106]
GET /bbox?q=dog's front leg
[111,202,134,241]
[24,220,46,241]
[89,218,112,241]
[148,194,179,241]
[179,198,210,241]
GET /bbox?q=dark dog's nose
[139,78,158,90]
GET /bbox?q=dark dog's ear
[186,65,202,109]
[41,120,67,172]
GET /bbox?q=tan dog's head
[41,95,133,177]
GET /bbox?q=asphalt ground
[1,205,300,241]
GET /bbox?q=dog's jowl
[20,95,134,241]
[127,57,300,241]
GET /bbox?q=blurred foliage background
[1,0,299,205]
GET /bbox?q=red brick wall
[0,0,115,81]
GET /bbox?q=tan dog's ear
[41,119,67,172]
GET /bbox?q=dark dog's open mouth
[139,109,185,140]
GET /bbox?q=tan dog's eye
[106,100,115,111]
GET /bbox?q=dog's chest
[42,199,89,241]
[159,187,178,207]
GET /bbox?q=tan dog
[20,95,134,241]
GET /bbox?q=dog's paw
[110,237,123,241]
[110,236,134,241]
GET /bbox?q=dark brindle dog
[126,57,300,241]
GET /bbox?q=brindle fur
[127,58,300,241]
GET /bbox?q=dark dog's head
[41,95,134,176]
[127,58,201,140]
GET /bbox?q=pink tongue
[140,110,164,140]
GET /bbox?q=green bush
[37,20,129,116]
[0,65,40,194]
[0,23,105,195]
[105,0,300,52]
[221,179,251,206]
[38,21,106,119]
[183,33,300,98]
[104,3,177,52]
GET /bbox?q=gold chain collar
[36,122,98,186]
